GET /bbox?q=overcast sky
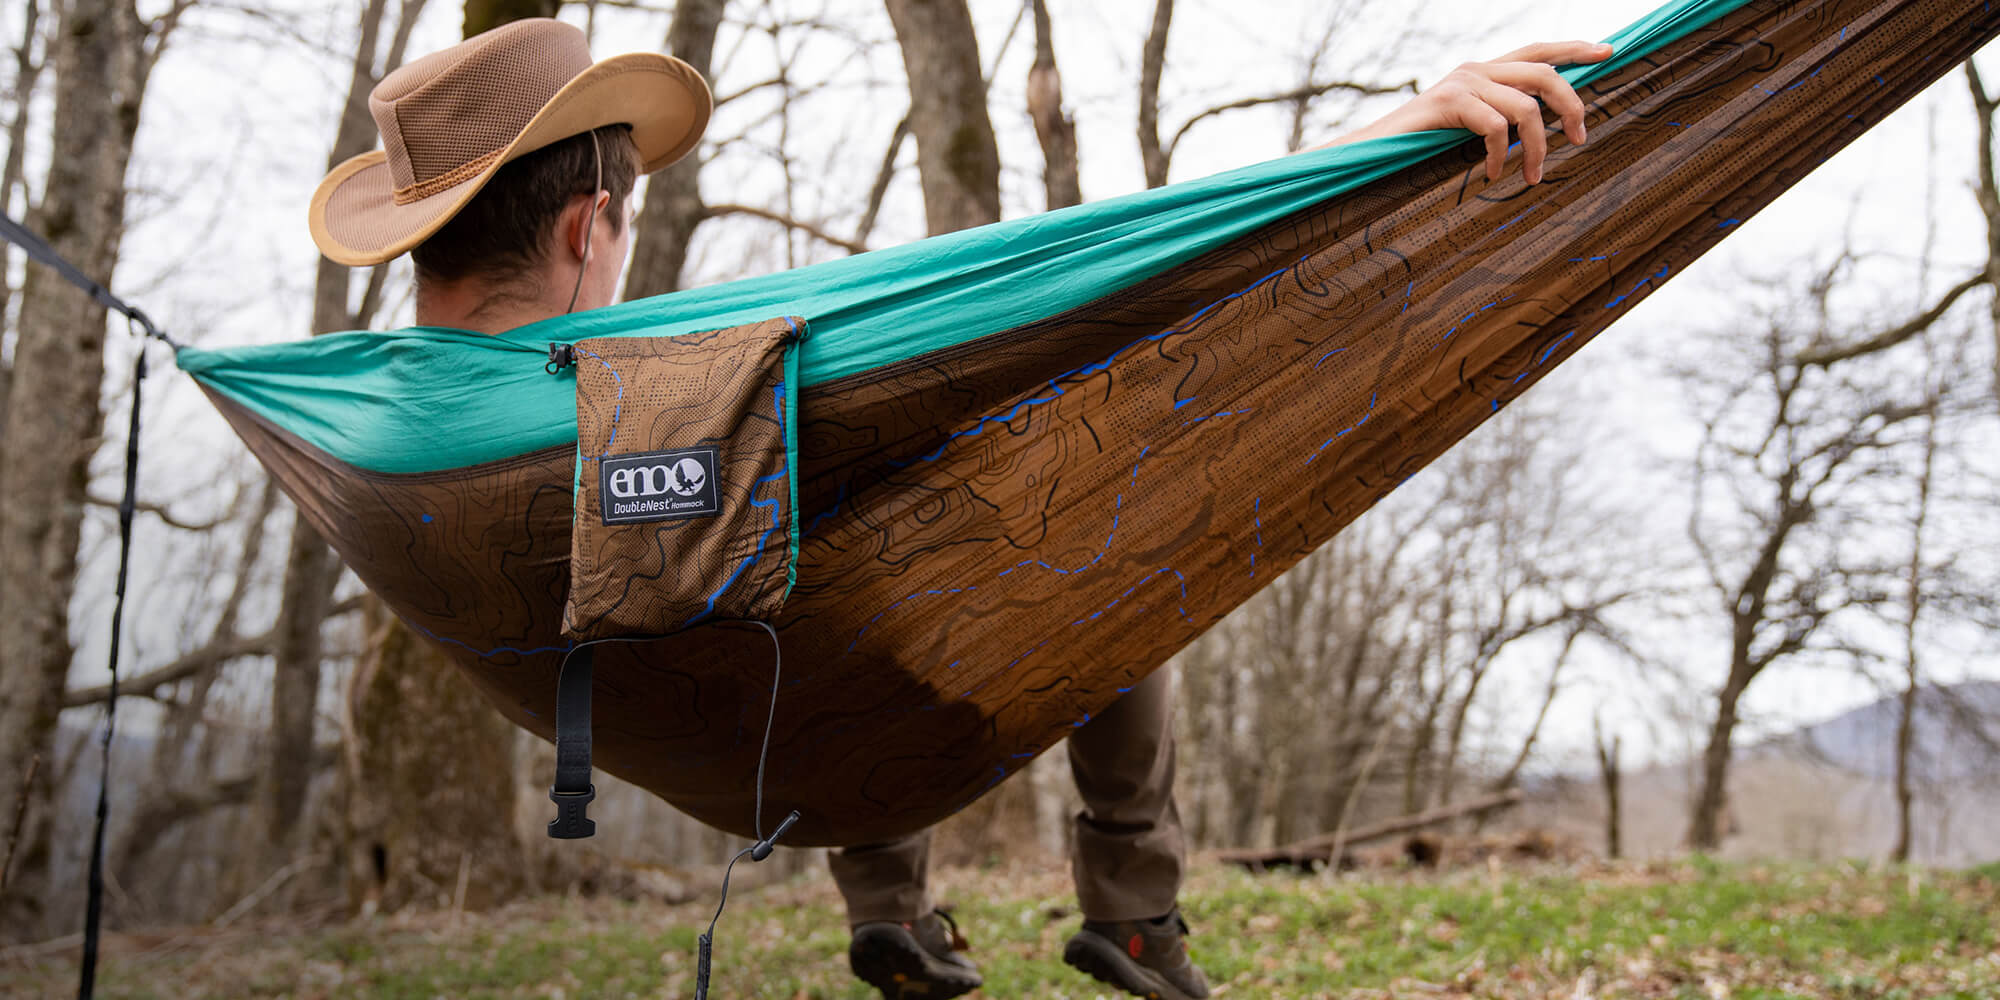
[7,0,1996,770]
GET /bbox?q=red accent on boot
[1127,933,1144,959]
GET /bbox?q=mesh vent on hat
[372,20,592,193]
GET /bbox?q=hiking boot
[848,909,983,1000]
[1063,907,1211,1000]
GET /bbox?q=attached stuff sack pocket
[545,315,804,840]
[562,315,804,639]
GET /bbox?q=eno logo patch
[599,447,720,525]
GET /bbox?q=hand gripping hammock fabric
[177,0,1999,846]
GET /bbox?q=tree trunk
[0,0,149,937]
[336,0,541,915]
[884,0,1000,236]
[342,602,525,915]
[1891,401,1937,864]
[0,0,43,387]
[623,0,725,299]
[1026,0,1079,211]
[1687,664,1750,851]
[1136,0,1172,189]
[1594,717,1621,861]
[462,0,558,36]
[1966,62,2000,409]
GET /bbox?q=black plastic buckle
[547,784,597,839]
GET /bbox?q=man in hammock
[309,19,1606,1000]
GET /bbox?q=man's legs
[1063,666,1209,999]
[828,831,933,925]
[1069,665,1184,920]
[831,831,981,998]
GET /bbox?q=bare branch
[1796,272,1988,367]
[705,201,869,254]
[62,631,275,708]
[1166,78,1418,163]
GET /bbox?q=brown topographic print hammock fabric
[203,0,2000,845]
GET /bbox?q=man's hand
[1325,41,1614,184]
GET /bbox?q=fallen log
[1212,788,1525,871]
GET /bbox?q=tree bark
[1966,62,2000,410]
[884,0,1000,235]
[1026,0,1079,211]
[1688,660,1751,851]
[342,603,525,915]
[1136,0,1172,189]
[1891,400,1938,863]
[0,0,43,410]
[0,0,152,937]
[1593,717,1621,861]
[462,0,558,36]
[623,0,725,299]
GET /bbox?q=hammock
[180,0,2000,846]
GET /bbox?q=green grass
[8,859,1998,998]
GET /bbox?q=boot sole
[1062,932,1203,1000]
[848,926,982,1000]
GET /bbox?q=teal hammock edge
[178,0,1750,476]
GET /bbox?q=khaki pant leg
[1068,665,1185,921]
[827,829,935,926]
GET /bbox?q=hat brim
[310,52,711,267]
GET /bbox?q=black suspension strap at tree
[0,211,174,1000]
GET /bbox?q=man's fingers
[1455,98,1511,181]
[1495,40,1614,67]
[1477,81,1546,183]
[1481,60,1590,145]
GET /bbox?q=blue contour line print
[1305,390,1378,466]
[1604,263,1670,310]
[889,259,1298,470]
[571,347,625,462]
[404,618,573,662]
[685,379,788,628]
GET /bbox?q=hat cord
[564,129,603,316]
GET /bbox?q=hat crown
[369,19,593,200]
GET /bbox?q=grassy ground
[7,858,1998,999]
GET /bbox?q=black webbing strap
[77,349,146,1000]
[0,211,167,1000]
[547,645,596,838]
[0,212,180,350]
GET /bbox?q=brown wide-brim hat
[310,18,710,267]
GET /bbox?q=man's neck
[415,277,566,336]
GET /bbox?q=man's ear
[561,191,610,262]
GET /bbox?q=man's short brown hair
[412,124,640,286]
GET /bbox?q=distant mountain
[1755,681,2000,782]
[1506,681,2000,865]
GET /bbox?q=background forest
[1,0,1998,974]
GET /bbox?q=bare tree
[1026,0,1079,211]
[623,0,726,299]
[883,0,998,235]
[1681,258,1959,852]
[1594,714,1622,861]
[1134,0,1413,188]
